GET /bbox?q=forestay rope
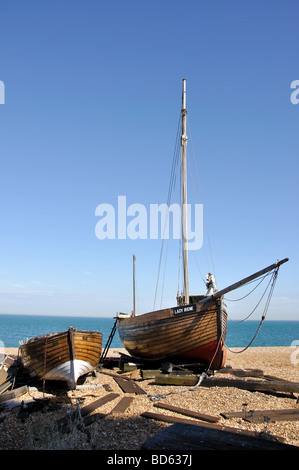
[153,112,181,310]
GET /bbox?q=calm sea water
[0,314,298,350]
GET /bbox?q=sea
[0,314,298,350]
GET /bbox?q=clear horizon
[0,1,298,321]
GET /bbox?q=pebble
[0,346,298,450]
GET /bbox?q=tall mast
[132,254,136,316]
[181,79,189,304]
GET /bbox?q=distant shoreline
[2,345,296,357]
[0,313,298,320]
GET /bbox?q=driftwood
[142,422,298,451]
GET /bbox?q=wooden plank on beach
[141,411,285,442]
[216,368,264,378]
[221,408,299,423]
[203,377,299,394]
[245,412,299,423]
[154,374,299,394]
[221,408,299,420]
[141,369,161,379]
[80,393,120,417]
[83,397,135,424]
[0,379,12,395]
[154,402,219,423]
[142,422,298,451]
[113,376,146,394]
[111,396,134,414]
[0,385,28,403]
[142,411,252,434]
[0,369,8,387]
[57,392,119,432]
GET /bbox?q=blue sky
[0,1,298,320]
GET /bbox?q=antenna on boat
[181,78,189,304]
[132,254,136,316]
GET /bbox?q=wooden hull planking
[19,329,102,389]
[117,298,227,369]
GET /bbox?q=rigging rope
[226,272,274,323]
[224,271,272,303]
[225,267,280,354]
[154,112,181,310]
[188,121,217,285]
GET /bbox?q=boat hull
[19,329,102,389]
[117,298,227,370]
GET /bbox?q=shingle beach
[0,346,298,450]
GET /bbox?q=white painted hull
[45,359,95,389]
[29,359,95,389]
[19,328,102,389]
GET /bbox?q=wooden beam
[216,368,264,378]
[221,408,299,423]
[208,258,289,301]
[154,402,219,423]
[154,373,299,394]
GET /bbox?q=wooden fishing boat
[117,258,288,369]
[118,297,227,369]
[117,80,288,370]
[19,327,102,389]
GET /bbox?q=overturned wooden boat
[19,327,102,389]
[117,80,289,370]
